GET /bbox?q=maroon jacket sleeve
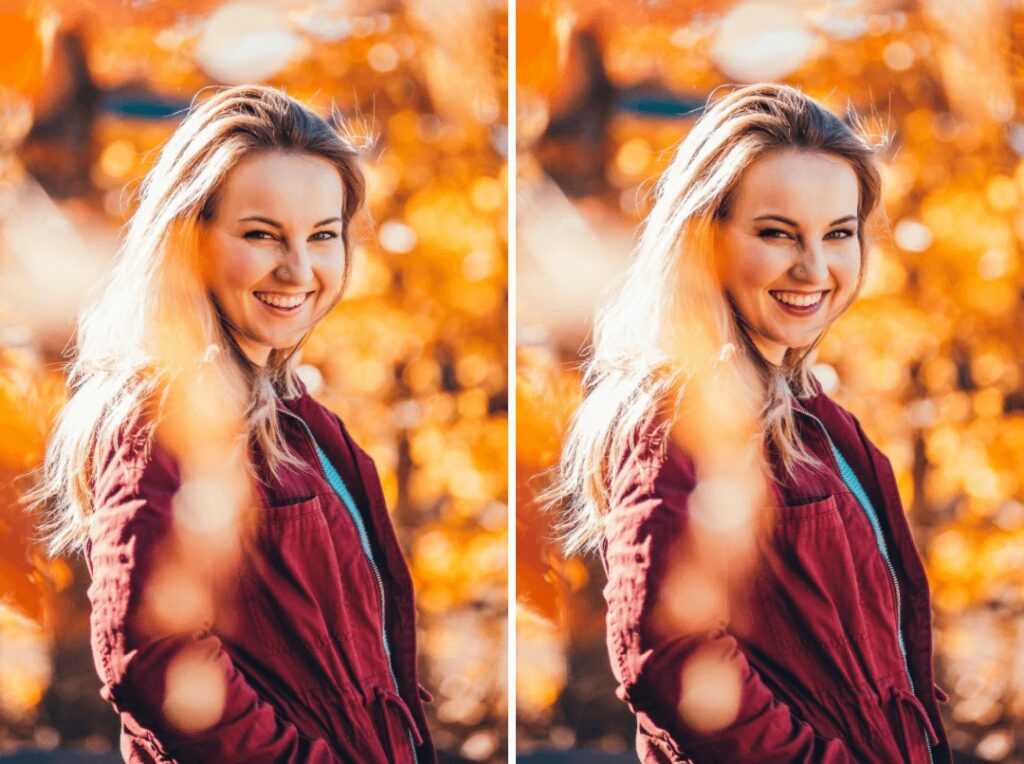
[602,439,855,763]
[87,430,344,763]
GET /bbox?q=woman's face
[718,149,862,366]
[202,150,346,366]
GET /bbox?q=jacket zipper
[279,409,419,763]
[797,409,934,764]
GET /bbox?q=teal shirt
[822,429,933,762]
[826,440,910,662]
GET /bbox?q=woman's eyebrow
[752,213,857,226]
[753,213,798,226]
[313,216,342,227]
[238,215,282,228]
[237,215,342,228]
[829,215,858,226]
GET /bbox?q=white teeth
[772,291,823,308]
[255,292,308,309]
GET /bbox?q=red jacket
[86,381,435,763]
[603,387,950,763]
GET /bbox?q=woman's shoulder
[608,415,697,514]
[602,417,699,584]
[92,407,181,520]
[798,382,877,448]
[281,386,368,458]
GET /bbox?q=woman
[548,84,950,762]
[28,86,434,763]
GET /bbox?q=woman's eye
[243,230,276,241]
[310,230,340,241]
[826,228,856,240]
[758,228,792,240]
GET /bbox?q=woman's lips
[769,289,828,316]
[253,291,313,315]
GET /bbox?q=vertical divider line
[507,0,518,760]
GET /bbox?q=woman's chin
[768,327,821,356]
[260,340,301,356]
[249,328,308,351]
[231,332,302,364]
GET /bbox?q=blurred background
[0,1,506,762]
[516,0,1024,762]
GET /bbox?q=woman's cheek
[833,246,862,296]
[223,243,271,288]
[723,238,760,288]
[317,249,347,291]
[740,243,782,290]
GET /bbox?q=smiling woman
[23,86,435,763]
[719,150,862,366]
[202,151,349,366]
[546,84,951,763]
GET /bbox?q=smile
[769,290,827,314]
[254,291,313,312]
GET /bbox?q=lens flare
[677,643,742,734]
[162,647,227,734]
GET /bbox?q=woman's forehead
[731,150,860,223]
[214,151,345,223]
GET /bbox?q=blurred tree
[517,1,1024,761]
[0,2,508,762]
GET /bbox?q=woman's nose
[276,242,314,284]
[792,244,828,283]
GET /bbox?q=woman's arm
[603,441,855,763]
[87,434,345,764]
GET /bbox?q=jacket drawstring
[891,686,939,747]
[375,685,425,746]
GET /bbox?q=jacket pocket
[776,493,841,520]
[752,495,873,688]
[235,495,359,690]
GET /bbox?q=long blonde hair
[27,85,366,557]
[551,83,883,555]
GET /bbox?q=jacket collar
[274,374,311,414]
